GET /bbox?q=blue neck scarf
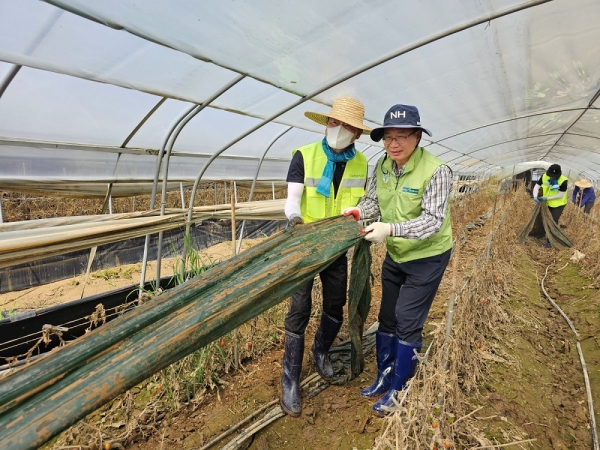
[316,138,356,198]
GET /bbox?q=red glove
[342,207,361,221]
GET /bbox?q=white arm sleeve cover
[284,182,304,220]
[546,190,566,201]
[532,183,540,198]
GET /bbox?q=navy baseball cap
[370,104,432,142]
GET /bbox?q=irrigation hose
[540,264,599,450]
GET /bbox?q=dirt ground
[476,243,600,449]
[5,203,600,449]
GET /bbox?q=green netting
[346,239,373,381]
[0,216,371,450]
[517,202,573,249]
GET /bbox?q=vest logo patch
[402,187,420,194]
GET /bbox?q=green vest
[541,173,568,208]
[376,147,453,263]
[295,141,368,223]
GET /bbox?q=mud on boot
[280,331,304,417]
[311,313,342,380]
[360,331,397,398]
[373,339,421,416]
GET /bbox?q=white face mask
[326,125,356,150]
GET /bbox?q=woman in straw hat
[572,178,596,214]
[281,97,371,417]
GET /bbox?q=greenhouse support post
[0,64,21,100]
[80,182,115,299]
[0,192,3,223]
[231,186,239,369]
[157,76,244,287]
[236,126,292,255]
[184,0,551,257]
[139,103,197,298]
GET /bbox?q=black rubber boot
[280,331,304,417]
[311,312,343,380]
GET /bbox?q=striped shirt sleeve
[356,170,381,220]
[357,165,453,240]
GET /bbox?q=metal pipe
[368,149,385,163]
[139,103,197,296]
[0,191,3,224]
[184,0,551,233]
[540,106,594,160]
[120,97,167,148]
[47,0,550,127]
[180,182,185,208]
[235,126,292,254]
[427,107,587,147]
[0,65,21,100]
[156,74,246,286]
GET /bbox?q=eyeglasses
[382,130,418,144]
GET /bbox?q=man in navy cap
[343,104,453,415]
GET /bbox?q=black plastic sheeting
[0,275,176,366]
[0,219,285,366]
[0,219,285,294]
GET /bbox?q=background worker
[281,97,371,417]
[532,165,568,248]
[572,178,596,214]
[532,164,569,224]
[343,104,453,416]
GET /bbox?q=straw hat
[575,179,593,189]
[305,97,372,134]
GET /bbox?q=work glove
[362,222,391,243]
[342,207,361,221]
[287,214,304,227]
[534,197,540,203]
[541,196,548,201]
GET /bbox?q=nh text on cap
[370,104,432,142]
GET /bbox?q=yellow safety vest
[294,141,367,223]
[541,174,568,208]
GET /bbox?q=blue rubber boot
[360,331,397,398]
[372,339,421,416]
[311,313,343,380]
[280,331,304,417]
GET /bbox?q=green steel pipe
[0,214,304,413]
[0,217,363,450]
